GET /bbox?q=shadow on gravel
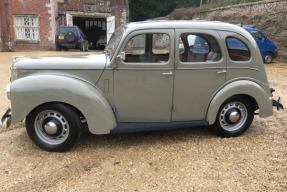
[76,126,217,150]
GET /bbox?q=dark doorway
[73,17,107,49]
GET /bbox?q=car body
[55,25,89,52]
[95,35,107,49]
[242,26,278,64]
[192,36,210,54]
[0,21,283,152]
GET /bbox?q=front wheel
[263,52,273,64]
[26,103,82,152]
[214,96,254,137]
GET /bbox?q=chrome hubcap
[229,111,240,123]
[34,110,69,145]
[219,101,247,131]
[265,55,272,63]
[44,121,58,135]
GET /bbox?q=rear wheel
[26,103,82,152]
[263,52,273,64]
[80,43,85,52]
[55,44,61,51]
[214,96,254,137]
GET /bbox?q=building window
[15,16,39,41]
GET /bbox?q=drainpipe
[4,0,12,50]
[125,0,129,22]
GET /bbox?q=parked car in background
[55,25,89,52]
[95,35,107,49]
[1,21,283,152]
[241,25,278,64]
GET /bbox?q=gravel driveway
[0,51,286,191]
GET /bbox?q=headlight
[10,66,18,82]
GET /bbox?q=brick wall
[0,0,56,51]
[0,0,128,51]
[58,0,128,29]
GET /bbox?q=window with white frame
[15,16,39,41]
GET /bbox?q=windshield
[104,27,124,59]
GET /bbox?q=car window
[179,34,221,63]
[124,34,146,55]
[123,33,170,63]
[251,30,266,41]
[152,34,170,54]
[226,37,251,62]
[59,27,77,34]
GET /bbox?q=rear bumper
[56,42,80,48]
[270,88,284,110]
[0,108,11,128]
[271,96,284,110]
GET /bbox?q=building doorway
[73,17,106,49]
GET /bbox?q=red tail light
[204,42,207,48]
[78,36,81,42]
[179,39,183,44]
[55,35,58,42]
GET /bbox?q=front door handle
[162,71,173,76]
[217,69,227,74]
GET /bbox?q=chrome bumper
[0,108,11,128]
[270,88,284,111]
[271,96,284,111]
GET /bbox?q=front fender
[11,75,116,134]
[206,80,273,125]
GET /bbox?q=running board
[110,121,209,134]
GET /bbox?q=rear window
[226,38,251,62]
[59,27,77,34]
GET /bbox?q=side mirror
[116,52,126,61]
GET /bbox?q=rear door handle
[217,69,227,74]
[162,71,173,76]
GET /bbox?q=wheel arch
[206,80,273,125]
[11,75,117,134]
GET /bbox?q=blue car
[192,36,210,54]
[242,26,278,64]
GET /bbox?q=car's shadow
[75,125,217,150]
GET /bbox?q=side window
[123,33,170,63]
[179,34,221,63]
[152,34,170,54]
[251,30,266,41]
[226,38,251,62]
[124,34,146,55]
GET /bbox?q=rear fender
[11,75,116,134]
[206,80,273,125]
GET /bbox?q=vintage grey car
[0,21,284,152]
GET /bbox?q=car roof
[242,26,258,31]
[125,20,244,32]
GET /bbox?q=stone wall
[200,0,287,60]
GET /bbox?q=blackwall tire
[80,43,85,52]
[214,96,254,137]
[26,103,82,152]
[263,52,273,64]
[55,45,61,51]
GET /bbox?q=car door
[172,29,226,121]
[250,30,267,55]
[114,29,174,122]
